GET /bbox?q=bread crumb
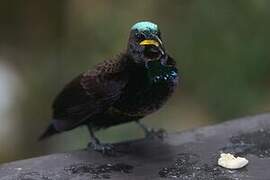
[218,153,248,170]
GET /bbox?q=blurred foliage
[0,0,270,163]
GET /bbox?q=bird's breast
[111,67,179,117]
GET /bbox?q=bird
[39,21,179,153]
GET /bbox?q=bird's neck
[123,55,177,85]
[146,61,178,84]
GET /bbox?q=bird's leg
[87,125,100,145]
[87,125,114,155]
[136,120,165,139]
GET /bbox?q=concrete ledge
[1,113,270,179]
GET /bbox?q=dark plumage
[39,21,179,152]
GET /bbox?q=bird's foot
[145,128,166,139]
[88,142,115,155]
[136,121,166,140]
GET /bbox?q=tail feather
[38,124,58,141]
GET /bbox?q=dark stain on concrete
[64,163,133,179]
[223,129,270,158]
[159,153,239,180]
[159,153,199,178]
[17,172,52,180]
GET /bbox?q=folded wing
[52,59,127,131]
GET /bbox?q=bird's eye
[136,33,145,41]
[157,30,161,38]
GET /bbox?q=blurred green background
[0,0,270,163]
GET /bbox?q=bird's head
[127,21,166,68]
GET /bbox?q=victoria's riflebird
[39,21,180,153]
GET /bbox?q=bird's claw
[145,128,166,139]
[88,142,115,155]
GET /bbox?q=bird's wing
[52,58,127,131]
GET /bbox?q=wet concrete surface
[1,113,270,179]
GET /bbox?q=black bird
[39,21,179,152]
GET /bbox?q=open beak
[139,37,165,56]
[139,37,165,69]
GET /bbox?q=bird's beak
[139,39,160,47]
[139,37,165,56]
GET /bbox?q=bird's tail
[38,124,59,141]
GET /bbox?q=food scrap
[218,153,248,170]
